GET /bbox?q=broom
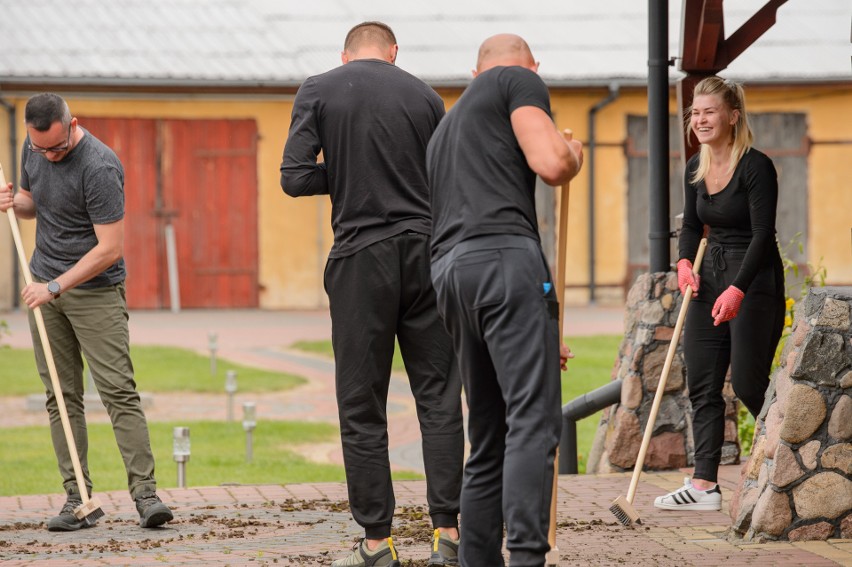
[545,129,575,566]
[1,162,105,526]
[609,237,707,527]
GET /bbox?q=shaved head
[341,21,399,64]
[344,21,396,53]
[476,34,537,73]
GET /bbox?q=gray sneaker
[428,529,459,566]
[331,537,401,567]
[134,492,174,528]
[47,497,93,532]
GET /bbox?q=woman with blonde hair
[655,76,785,511]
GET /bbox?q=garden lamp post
[208,332,218,377]
[243,402,257,463]
[173,426,190,488]
[225,370,238,421]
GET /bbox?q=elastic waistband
[446,234,537,256]
[432,234,541,273]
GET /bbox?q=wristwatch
[47,280,61,297]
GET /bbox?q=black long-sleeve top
[280,59,445,258]
[679,148,779,292]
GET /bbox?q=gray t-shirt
[20,127,126,287]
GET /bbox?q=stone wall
[587,272,740,473]
[730,287,852,541]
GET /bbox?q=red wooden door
[78,116,259,309]
[163,119,259,308]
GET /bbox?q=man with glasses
[0,93,173,532]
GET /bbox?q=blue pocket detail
[543,282,553,294]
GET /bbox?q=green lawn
[0,344,423,496]
[0,420,420,497]
[292,335,623,474]
[0,345,305,396]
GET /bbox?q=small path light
[173,426,190,488]
[208,332,218,376]
[243,402,257,463]
[225,370,238,422]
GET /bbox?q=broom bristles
[609,495,641,527]
[74,496,106,525]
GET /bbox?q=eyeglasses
[27,124,72,154]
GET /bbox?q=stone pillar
[730,287,852,541]
[587,271,740,473]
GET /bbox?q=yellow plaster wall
[742,86,852,285]
[550,89,654,304]
[0,105,14,309]
[549,85,852,304]
[1,84,848,311]
[0,94,334,311]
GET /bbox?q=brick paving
[1,307,850,566]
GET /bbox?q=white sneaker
[654,477,722,511]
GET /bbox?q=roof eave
[2,75,848,95]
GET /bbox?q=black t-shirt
[280,59,445,258]
[426,66,551,261]
[679,148,779,292]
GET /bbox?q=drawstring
[709,244,727,279]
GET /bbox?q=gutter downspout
[0,95,19,308]
[648,0,672,272]
[587,83,620,303]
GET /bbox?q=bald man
[281,21,463,567]
[427,34,583,566]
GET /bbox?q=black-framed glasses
[27,124,72,154]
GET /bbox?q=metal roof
[0,0,848,89]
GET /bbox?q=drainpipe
[587,83,620,303]
[559,378,623,474]
[0,95,19,308]
[648,0,672,273]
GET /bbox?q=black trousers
[324,232,464,539]
[683,242,785,483]
[432,234,562,567]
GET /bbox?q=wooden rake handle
[1,162,92,504]
[625,237,708,504]
[546,129,574,566]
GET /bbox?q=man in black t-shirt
[427,34,583,567]
[280,21,463,567]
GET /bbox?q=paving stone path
[1,307,849,565]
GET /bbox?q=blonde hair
[686,77,753,185]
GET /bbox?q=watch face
[48,281,60,294]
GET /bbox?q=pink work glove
[677,258,700,297]
[712,285,745,326]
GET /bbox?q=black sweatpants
[431,234,562,567]
[683,241,785,483]
[324,232,464,539]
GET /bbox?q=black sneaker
[428,529,459,566]
[47,497,94,532]
[135,492,174,528]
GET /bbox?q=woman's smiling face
[690,94,738,147]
